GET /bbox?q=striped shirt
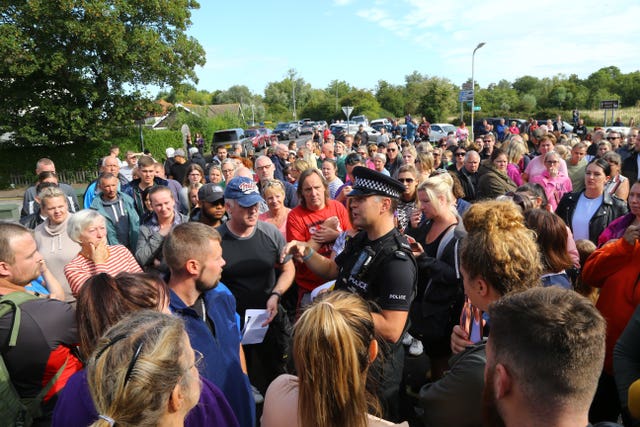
[64,245,142,295]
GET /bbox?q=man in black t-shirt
[217,177,295,393]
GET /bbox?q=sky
[184,0,640,96]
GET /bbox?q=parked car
[429,123,456,142]
[315,120,328,131]
[244,127,274,149]
[605,126,631,136]
[211,128,252,154]
[274,122,299,140]
[371,122,392,133]
[330,123,359,141]
[351,115,369,126]
[299,122,315,135]
[536,120,574,134]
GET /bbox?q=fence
[9,170,97,187]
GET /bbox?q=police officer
[282,166,417,421]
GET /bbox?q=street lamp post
[470,42,486,142]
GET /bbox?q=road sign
[459,90,474,102]
[342,106,354,119]
[599,100,619,109]
[462,82,473,91]
[473,106,481,111]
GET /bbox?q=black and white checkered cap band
[354,176,401,199]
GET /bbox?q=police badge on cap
[348,166,406,199]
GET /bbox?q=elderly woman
[603,151,629,201]
[259,179,291,238]
[34,187,80,302]
[221,158,238,184]
[530,151,573,212]
[64,209,142,296]
[371,152,390,176]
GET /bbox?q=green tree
[0,0,205,146]
[375,80,405,117]
[417,77,457,122]
[339,89,382,119]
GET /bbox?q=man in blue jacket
[164,222,255,427]
[90,172,139,251]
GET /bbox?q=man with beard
[196,183,228,227]
[164,222,255,427]
[0,222,82,424]
[483,287,606,427]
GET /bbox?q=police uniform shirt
[334,228,416,314]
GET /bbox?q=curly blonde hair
[461,200,542,296]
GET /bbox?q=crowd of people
[1,117,640,427]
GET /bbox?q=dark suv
[274,122,299,140]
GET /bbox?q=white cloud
[351,0,640,85]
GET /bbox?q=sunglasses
[607,137,620,140]
[398,178,414,183]
[455,152,466,157]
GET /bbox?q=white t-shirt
[571,193,603,241]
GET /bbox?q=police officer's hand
[451,325,474,354]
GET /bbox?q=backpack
[0,292,69,427]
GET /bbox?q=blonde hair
[417,172,455,213]
[294,291,378,427]
[38,186,66,208]
[87,311,194,427]
[461,200,542,296]
[502,138,527,164]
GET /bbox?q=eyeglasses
[483,139,492,142]
[607,137,620,140]
[192,349,204,370]
[433,153,441,157]
[398,178,415,183]
[455,152,466,157]
[545,160,559,164]
[388,148,397,152]
[256,164,273,171]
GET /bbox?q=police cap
[348,166,405,199]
